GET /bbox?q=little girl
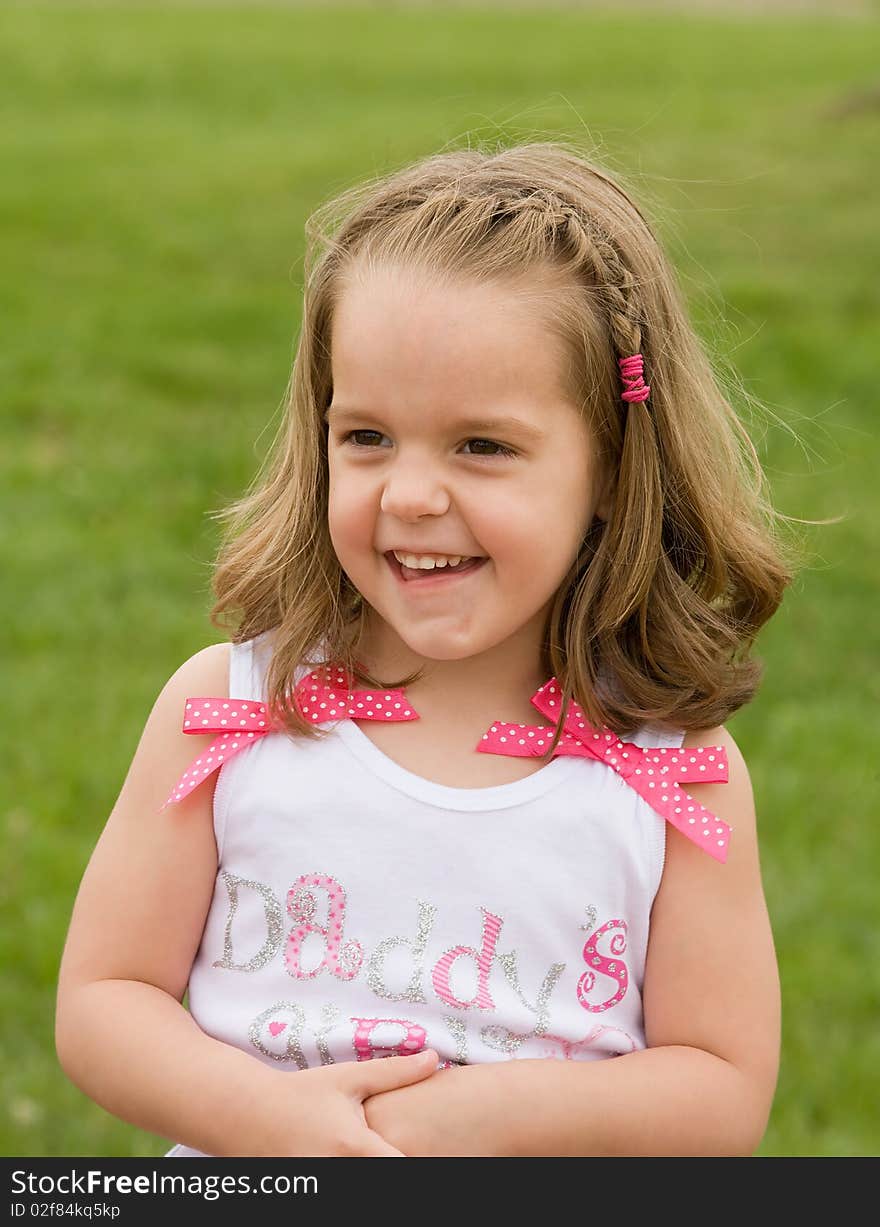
[55,140,794,1157]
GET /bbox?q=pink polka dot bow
[162,666,732,863]
[477,679,732,863]
[160,665,419,811]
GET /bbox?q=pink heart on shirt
[268,1022,287,1037]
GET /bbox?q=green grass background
[2,1,878,1157]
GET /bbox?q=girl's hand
[249,1050,440,1157]
[363,1061,513,1157]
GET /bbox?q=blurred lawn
[2,2,878,1157]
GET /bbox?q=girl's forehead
[330,268,576,408]
[336,260,561,323]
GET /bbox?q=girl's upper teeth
[393,551,471,569]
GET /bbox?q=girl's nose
[380,463,451,520]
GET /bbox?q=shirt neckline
[332,715,583,812]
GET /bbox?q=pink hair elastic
[618,353,650,403]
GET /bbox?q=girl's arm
[364,724,781,1156]
[55,644,435,1157]
[55,642,275,1157]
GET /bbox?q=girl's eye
[341,430,516,459]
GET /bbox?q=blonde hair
[209,139,804,755]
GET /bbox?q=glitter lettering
[284,872,364,981]
[481,953,565,1054]
[366,899,436,1003]
[539,1024,638,1059]
[576,918,629,1013]
[212,871,283,972]
[350,1017,428,1061]
[248,1001,309,1068]
[431,907,503,1010]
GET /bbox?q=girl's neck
[348,619,551,721]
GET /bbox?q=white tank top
[165,630,683,1157]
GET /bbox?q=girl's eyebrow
[323,404,546,441]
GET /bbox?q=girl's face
[325,264,609,686]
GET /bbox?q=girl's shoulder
[56,641,235,1010]
[174,640,231,693]
[659,722,758,879]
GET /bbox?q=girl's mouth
[385,552,488,588]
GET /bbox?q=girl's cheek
[329,502,372,550]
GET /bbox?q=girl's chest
[353,709,553,788]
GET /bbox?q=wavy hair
[208,139,804,754]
